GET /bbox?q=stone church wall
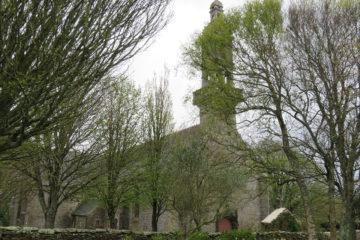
[128,206,178,232]
[8,175,267,232]
[235,178,266,230]
[12,197,78,228]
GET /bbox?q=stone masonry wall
[256,232,320,240]
[0,227,169,240]
[0,227,334,240]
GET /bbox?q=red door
[217,218,232,232]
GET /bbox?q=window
[133,203,140,218]
[95,218,101,228]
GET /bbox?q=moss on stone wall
[0,227,330,240]
[256,231,330,240]
[0,227,162,240]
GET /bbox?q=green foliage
[241,0,283,38]
[251,142,302,213]
[186,0,283,73]
[168,129,246,233]
[189,231,209,240]
[172,231,185,240]
[122,235,134,240]
[141,72,174,231]
[196,14,237,76]
[185,0,360,238]
[338,0,360,8]
[0,0,170,154]
[87,77,144,228]
[0,207,9,226]
[190,0,283,69]
[252,141,343,231]
[151,235,166,240]
[288,219,301,232]
[193,77,243,117]
[151,232,183,240]
[217,229,256,240]
[187,230,256,240]
[187,12,243,117]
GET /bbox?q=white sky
[127,0,246,130]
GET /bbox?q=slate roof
[261,208,288,224]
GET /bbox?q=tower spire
[193,0,241,128]
[210,0,223,20]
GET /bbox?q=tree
[6,89,101,228]
[0,162,33,227]
[142,71,174,232]
[0,0,171,154]
[168,128,244,236]
[249,142,304,213]
[285,2,360,239]
[251,141,342,231]
[186,0,312,238]
[95,78,143,229]
[0,163,38,227]
[185,0,360,239]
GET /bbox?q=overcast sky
[126,0,246,129]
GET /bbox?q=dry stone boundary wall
[0,227,332,240]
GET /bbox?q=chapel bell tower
[193,1,241,129]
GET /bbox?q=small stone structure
[72,200,107,229]
[261,208,299,232]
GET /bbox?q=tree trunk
[296,180,317,240]
[278,114,317,240]
[106,149,118,230]
[327,165,337,240]
[341,202,356,240]
[193,218,202,232]
[107,207,117,229]
[340,179,356,240]
[119,206,130,230]
[39,188,59,229]
[44,208,57,229]
[178,212,191,239]
[152,200,159,232]
[16,193,28,226]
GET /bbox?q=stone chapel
[7,0,269,232]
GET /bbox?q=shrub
[151,232,184,240]
[171,231,185,240]
[288,219,301,232]
[151,235,166,240]
[189,231,210,240]
[217,229,256,240]
[122,235,134,240]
